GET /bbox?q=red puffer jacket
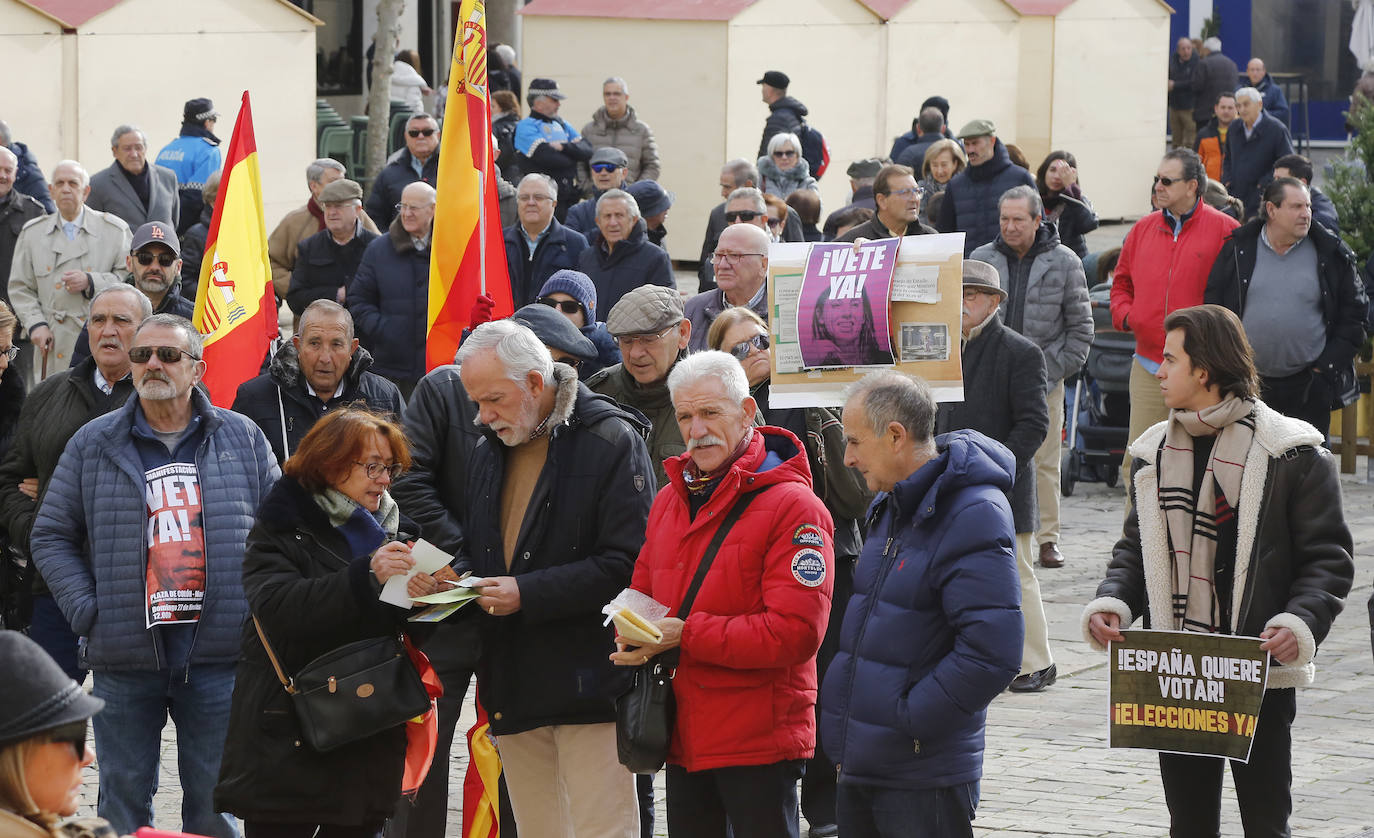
[631,426,835,772]
[1110,201,1237,364]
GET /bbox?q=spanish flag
[191,91,276,405]
[462,693,502,838]
[427,0,512,370]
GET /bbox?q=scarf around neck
[683,429,754,498]
[314,487,401,560]
[1158,396,1256,634]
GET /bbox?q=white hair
[604,76,629,95]
[455,319,553,387]
[1202,37,1221,52]
[767,132,801,157]
[1234,86,1262,105]
[494,44,516,66]
[51,160,89,188]
[110,124,146,148]
[597,188,640,220]
[726,186,767,214]
[668,350,749,405]
[518,172,558,201]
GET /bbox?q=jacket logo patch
[792,524,824,548]
[791,549,826,587]
[633,474,645,492]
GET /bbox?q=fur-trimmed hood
[268,342,378,394]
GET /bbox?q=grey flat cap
[606,285,684,336]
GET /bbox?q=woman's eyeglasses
[354,461,405,481]
[728,334,770,360]
[47,720,88,760]
[129,345,200,364]
[135,251,177,267]
[537,297,582,315]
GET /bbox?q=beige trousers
[1170,109,1197,149]
[495,722,639,838]
[1034,380,1065,546]
[1014,532,1054,675]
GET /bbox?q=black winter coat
[0,367,24,469]
[287,227,381,317]
[1205,216,1368,390]
[697,202,804,292]
[69,286,196,369]
[0,189,45,307]
[502,218,588,309]
[937,139,1036,256]
[1168,51,1200,111]
[492,111,521,183]
[178,201,213,302]
[758,96,808,158]
[365,150,440,230]
[460,368,654,735]
[577,220,674,318]
[230,344,403,465]
[213,476,427,825]
[1223,112,1293,216]
[347,218,430,385]
[1194,52,1239,123]
[936,316,1048,533]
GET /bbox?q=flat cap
[962,259,1006,299]
[317,178,363,204]
[846,158,885,179]
[590,147,629,168]
[512,303,597,361]
[606,285,684,336]
[756,70,790,89]
[956,118,996,139]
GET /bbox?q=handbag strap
[252,614,298,695]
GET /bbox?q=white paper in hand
[379,539,455,608]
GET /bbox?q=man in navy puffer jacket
[821,370,1022,837]
[937,119,1036,256]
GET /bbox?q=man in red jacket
[611,350,835,838]
[1111,148,1238,474]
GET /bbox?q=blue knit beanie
[539,270,599,322]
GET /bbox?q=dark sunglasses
[47,719,87,760]
[129,345,200,364]
[538,297,582,315]
[728,334,769,360]
[407,128,436,138]
[590,163,622,173]
[1153,174,1183,187]
[725,210,762,223]
[135,251,177,267]
[773,149,798,158]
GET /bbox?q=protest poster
[144,462,206,627]
[1109,630,1269,761]
[767,233,964,409]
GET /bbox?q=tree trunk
[366,0,405,182]
[487,0,520,53]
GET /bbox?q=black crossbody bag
[615,489,766,773]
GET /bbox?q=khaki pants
[1034,380,1065,547]
[1124,359,1171,485]
[495,722,639,838]
[1014,532,1054,675]
[1170,109,1197,149]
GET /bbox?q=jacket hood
[758,154,813,183]
[664,425,812,497]
[770,96,809,118]
[591,105,642,129]
[967,138,1015,183]
[887,429,1014,523]
[269,342,377,393]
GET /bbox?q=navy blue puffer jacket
[820,430,1023,790]
[937,139,1036,256]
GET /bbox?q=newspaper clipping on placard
[1108,630,1270,762]
[767,234,964,409]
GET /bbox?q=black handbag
[615,489,765,773]
[253,615,431,753]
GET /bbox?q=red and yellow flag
[462,693,502,838]
[191,91,276,405]
[427,0,512,370]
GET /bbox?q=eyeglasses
[46,720,88,760]
[881,188,921,199]
[724,210,762,223]
[407,129,436,138]
[709,251,766,265]
[134,250,177,267]
[518,194,554,204]
[615,325,678,349]
[1,346,18,362]
[538,297,582,314]
[395,202,433,213]
[590,163,622,174]
[727,334,769,360]
[772,149,797,158]
[552,355,583,370]
[1153,174,1183,187]
[354,461,405,481]
[129,345,199,364]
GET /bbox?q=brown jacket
[267,201,378,297]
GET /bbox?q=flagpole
[476,2,489,296]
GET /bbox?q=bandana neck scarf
[1158,396,1256,633]
[683,429,755,498]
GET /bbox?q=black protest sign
[1109,630,1269,762]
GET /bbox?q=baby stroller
[1061,279,1134,496]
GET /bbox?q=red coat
[1110,201,1237,364]
[631,426,835,772]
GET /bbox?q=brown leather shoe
[1038,542,1064,568]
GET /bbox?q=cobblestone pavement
[73,463,1374,837]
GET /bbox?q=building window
[293,0,364,96]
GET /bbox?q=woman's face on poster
[826,295,866,343]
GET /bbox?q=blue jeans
[837,782,977,838]
[29,593,86,683]
[92,663,239,838]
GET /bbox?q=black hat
[130,221,181,256]
[527,78,567,101]
[0,631,104,747]
[627,180,674,218]
[512,304,597,361]
[920,95,950,121]
[183,97,220,124]
[756,70,790,89]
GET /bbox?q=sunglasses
[773,150,797,158]
[728,334,769,360]
[47,720,87,760]
[354,461,405,481]
[1153,174,1183,187]
[407,128,436,138]
[135,251,177,267]
[725,210,762,223]
[590,163,622,173]
[538,297,582,315]
[129,345,200,364]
